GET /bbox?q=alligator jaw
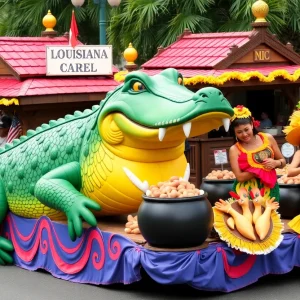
[105,112,231,145]
[123,163,190,193]
[157,116,231,142]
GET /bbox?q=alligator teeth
[222,118,230,132]
[123,167,149,193]
[183,163,190,181]
[123,164,190,192]
[158,128,166,141]
[183,122,192,138]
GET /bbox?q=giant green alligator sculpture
[0,68,233,264]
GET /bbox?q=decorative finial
[251,0,269,23]
[123,43,138,72]
[123,43,138,65]
[42,10,57,32]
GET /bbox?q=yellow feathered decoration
[283,104,300,145]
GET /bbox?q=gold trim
[236,133,274,170]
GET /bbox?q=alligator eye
[199,93,208,98]
[132,82,145,92]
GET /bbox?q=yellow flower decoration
[231,105,252,121]
[114,70,128,82]
[0,98,19,106]
[114,69,300,85]
[184,69,300,86]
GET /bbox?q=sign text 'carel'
[46,45,113,76]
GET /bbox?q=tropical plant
[108,0,300,65]
[0,0,100,44]
[107,0,214,65]
[1,0,300,65]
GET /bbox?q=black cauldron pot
[200,179,234,207]
[278,183,300,219]
[137,193,213,248]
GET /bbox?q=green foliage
[107,0,213,65]
[1,0,300,66]
[0,0,99,44]
[108,0,300,65]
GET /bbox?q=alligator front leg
[35,162,101,241]
[0,180,14,265]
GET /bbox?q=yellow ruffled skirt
[213,201,284,255]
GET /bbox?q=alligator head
[99,68,233,158]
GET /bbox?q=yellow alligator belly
[81,152,187,216]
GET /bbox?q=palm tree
[108,0,300,65]
[212,0,286,33]
[107,0,214,65]
[0,0,100,44]
[212,0,300,52]
[1,0,300,65]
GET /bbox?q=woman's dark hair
[229,117,258,144]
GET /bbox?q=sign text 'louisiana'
[46,45,112,76]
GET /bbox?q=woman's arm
[287,150,300,177]
[262,134,286,169]
[229,145,254,182]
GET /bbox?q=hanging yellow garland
[0,98,19,106]
[114,68,300,86]
[184,69,300,86]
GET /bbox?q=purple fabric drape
[2,213,300,292]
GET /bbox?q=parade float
[0,67,300,293]
[2,2,300,295]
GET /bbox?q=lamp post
[71,0,121,45]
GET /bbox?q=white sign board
[46,45,113,76]
[281,143,295,158]
[214,149,228,165]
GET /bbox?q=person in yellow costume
[229,105,286,201]
[283,104,300,233]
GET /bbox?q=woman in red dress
[229,105,285,201]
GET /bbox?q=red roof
[0,37,119,78]
[0,77,118,97]
[140,65,300,78]
[142,32,254,69]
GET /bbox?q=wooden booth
[0,11,118,133]
[138,2,300,187]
